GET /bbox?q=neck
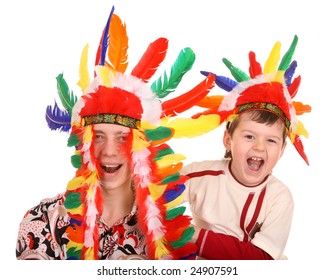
[101,183,135,227]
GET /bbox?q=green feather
[56,73,78,114]
[66,247,81,260]
[222,58,250,82]
[166,206,186,220]
[278,35,298,71]
[151,47,195,98]
[71,154,82,169]
[156,147,174,159]
[162,173,180,184]
[170,226,195,248]
[64,192,81,209]
[67,134,80,147]
[145,126,173,141]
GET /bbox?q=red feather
[130,37,168,82]
[248,51,262,78]
[293,134,309,165]
[161,73,215,117]
[288,75,301,98]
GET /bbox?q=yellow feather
[162,114,220,138]
[155,154,186,169]
[77,44,90,91]
[148,183,167,201]
[264,42,281,75]
[132,129,150,151]
[155,239,169,259]
[295,121,309,138]
[83,126,93,144]
[273,70,285,83]
[67,176,85,191]
[84,247,95,260]
[164,194,184,209]
[66,205,84,215]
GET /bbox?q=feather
[278,35,298,71]
[67,134,80,147]
[196,95,223,109]
[248,51,262,78]
[131,37,168,82]
[166,206,186,220]
[162,114,220,138]
[155,144,174,158]
[222,58,250,82]
[45,101,71,131]
[163,184,185,203]
[155,154,186,169]
[287,75,301,98]
[292,101,311,115]
[161,73,215,117]
[264,41,281,74]
[95,7,115,66]
[170,242,197,260]
[77,44,90,91]
[151,47,195,98]
[170,227,195,248]
[106,13,128,73]
[145,126,174,144]
[56,73,78,114]
[201,71,238,92]
[292,134,309,165]
[284,60,297,87]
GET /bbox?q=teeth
[251,157,262,161]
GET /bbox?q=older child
[183,35,311,260]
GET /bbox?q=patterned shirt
[16,193,147,260]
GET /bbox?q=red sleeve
[196,229,273,260]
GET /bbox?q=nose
[101,138,120,156]
[253,139,265,152]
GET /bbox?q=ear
[223,129,232,150]
[279,140,287,158]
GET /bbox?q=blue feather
[99,6,115,65]
[164,184,186,203]
[201,71,238,92]
[284,60,297,87]
[45,101,71,132]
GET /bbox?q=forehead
[93,123,131,134]
[238,111,285,131]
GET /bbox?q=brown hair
[224,110,287,158]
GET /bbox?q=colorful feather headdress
[198,35,311,165]
[45,6,219,260]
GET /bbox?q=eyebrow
[241,129,282,140]
[94,130,131,136]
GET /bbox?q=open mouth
[247,157,264,171]
[101,164,122,173]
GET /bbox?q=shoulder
[20,193,66,221]
[182,159,229,177]
[265,175,293,203]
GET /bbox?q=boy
[183,35,311,260]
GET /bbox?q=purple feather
[201,71,238,92]
[99,6,115,65]
[284,60,297,87]
[45,101,71,132]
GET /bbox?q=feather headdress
[197,35,311,165]
[45,6,219,259]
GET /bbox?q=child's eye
[267,138,277,144]
[245,135,254,140]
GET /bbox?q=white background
[1,0,334,279]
